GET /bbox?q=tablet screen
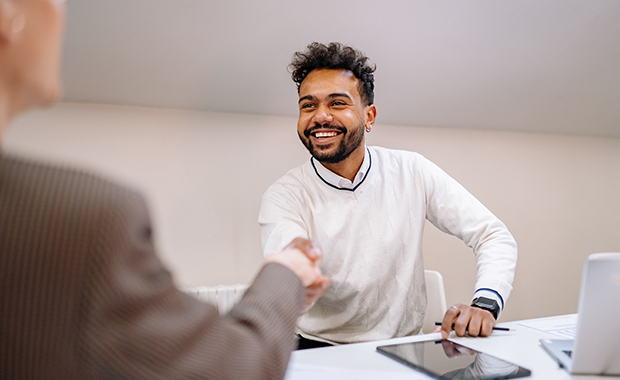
[377,340,531,380]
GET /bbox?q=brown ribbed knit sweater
[0,153,304,380]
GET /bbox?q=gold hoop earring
[11,14,26,35]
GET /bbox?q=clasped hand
[264,237,330,313]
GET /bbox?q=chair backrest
[423,269,448,334]
[183,284,249,315]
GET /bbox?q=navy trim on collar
[310,148,372,192]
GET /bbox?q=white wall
[5,103,620,322]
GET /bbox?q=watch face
[477,299,494,307]
[472,297,499,319]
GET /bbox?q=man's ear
[0,0,23,44]
[365,104,377,129]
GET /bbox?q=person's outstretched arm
[82,188,327,380]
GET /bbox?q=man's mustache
[304,124,347,138]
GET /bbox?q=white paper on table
[284,362,431,380]
[517,314,578,339]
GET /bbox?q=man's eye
[301,103,315,109]
[332,101,346,106]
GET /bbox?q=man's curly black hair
[289,42,376,106]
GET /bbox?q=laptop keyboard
[554,327,577,339]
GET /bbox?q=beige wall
[5,103,620,323]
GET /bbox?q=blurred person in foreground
[0,0,329,379]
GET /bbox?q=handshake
[264,238,330,313]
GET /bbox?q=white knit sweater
[259,146,517,343]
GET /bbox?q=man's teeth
[314,131,338,138]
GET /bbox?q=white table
[285,315,613,380]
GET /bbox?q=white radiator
[183,284,249,315]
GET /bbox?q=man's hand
[437,303,496,339]
[264,237,330,313]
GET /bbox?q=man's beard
[299,122,365,164]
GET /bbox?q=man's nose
[311,104,333,125]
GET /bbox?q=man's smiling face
[297,69,368,164]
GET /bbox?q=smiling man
[296,67,374,181]
[259,42,518,349]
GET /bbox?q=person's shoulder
[264,159,314,192]
[367,146,445,182]
[1,153,142,209]
[367,146,428,164]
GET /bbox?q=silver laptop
[540,252,620,375]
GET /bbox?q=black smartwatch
[471,297,500,320]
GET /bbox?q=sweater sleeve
[420,156,517,310]
[82,188,305,380]
[259,183,309,257]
